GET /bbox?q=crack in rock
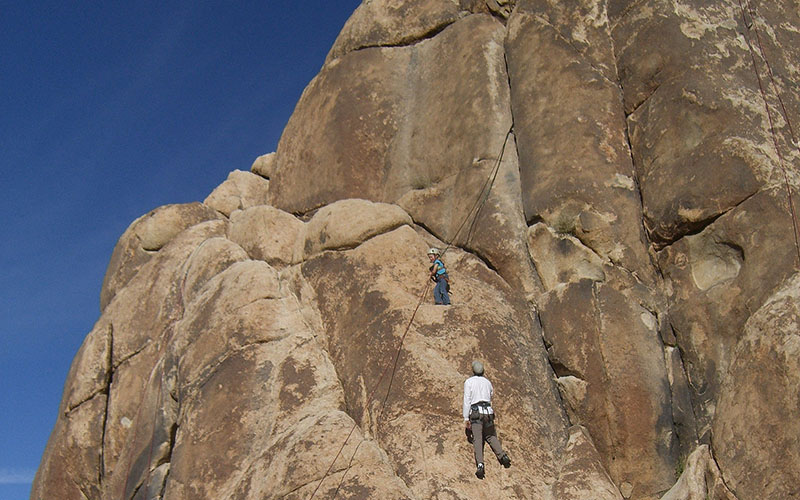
[348,20,457,54]
[652,188,760,250]
[66,389,107,416]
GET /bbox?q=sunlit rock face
[33,1,800,499]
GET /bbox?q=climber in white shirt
[463,360,511,479]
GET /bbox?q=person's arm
[488,380,495,420]
[463,380,471,428]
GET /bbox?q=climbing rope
[737,0,800,267]
[460,128,513,254]
[308,281,431,500]
[742,0,798,144]
[308,123,513,499]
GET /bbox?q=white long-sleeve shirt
[463,375,494,421]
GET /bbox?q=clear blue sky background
[0,2,360,498]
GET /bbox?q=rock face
[33,1,800,500]
[712,274,800,499]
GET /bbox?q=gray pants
[470,413,505,465]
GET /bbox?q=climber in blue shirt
[427,247,451,305]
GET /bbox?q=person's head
[471,360,484,376]
[427,247,440,261]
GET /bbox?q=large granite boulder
[34,1,800,499]
[657,188,798,437]
[100,203,223,310]
[299,224,568,498]
[271,12,540,297]
[507,3,654,282]
[539,278,676,498]
[204,169,270,216]
[712,273,800,499]
[659,445,735,500]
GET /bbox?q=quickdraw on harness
[469,401,494,422]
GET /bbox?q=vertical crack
[502,26,547,293]
[707,433,738,498]
[590,281,617,470]
[672,327,703,445]
[155,421,178,499]
[99,322,115,484]
[607,2,656,260]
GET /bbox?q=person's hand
[465,420,471,430]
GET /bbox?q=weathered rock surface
[712,273,800,499]
[527,223,606,290]
[35,1,800,499]
[507,4,653,281]
[204,169,270,216]
[227,205,303,265]
[300,224,568,498]
[100,203,223,310]
[272,12,541,297]
[539,278,676,497]
[295,198,413,260]
[326,0,462,62]
[658,188,798,437]
[31,393,106,500]
[659,445,734,500]
[250,152,275,179]
[552,426,623,500]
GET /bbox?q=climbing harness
[308,123,514,499]
[469,401,493,419]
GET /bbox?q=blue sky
[0,2,360,498]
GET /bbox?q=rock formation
[33,1,800,499]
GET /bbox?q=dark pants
[470,413,505,465]
[434,276,450,305]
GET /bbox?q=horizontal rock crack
[653,188,760,250]
[349,21,456,53]
[66,388,107,416]
[337,9,506,61]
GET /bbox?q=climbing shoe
[499,454,511,468]
[475,463,485,479]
